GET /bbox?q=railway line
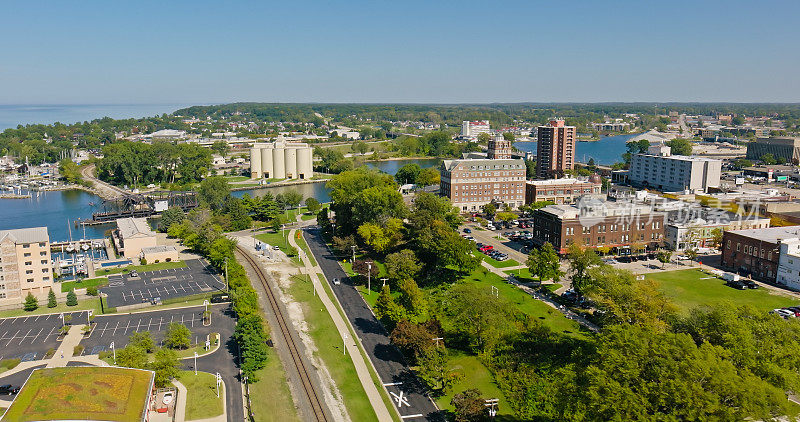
[235,245,330,422]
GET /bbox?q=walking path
[481,261,600,332]
[288,225,395,422]
[80,164,129,199]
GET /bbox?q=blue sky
[1,0,798,104]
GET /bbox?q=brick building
[440,158,526,212]
[525,176,602,205]
[536,119,576,179]
[532,198,666,254]
[721,226,800,282]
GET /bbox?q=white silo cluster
[250,140,314,180]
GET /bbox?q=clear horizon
[2,0,798,104]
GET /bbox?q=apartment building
[440,158,526,211]
[460,120,491,138]
[532,198,666,254]
[628,144,722,192]
[487,137,512,159]
[525,176,602,205]
[0,227,54,307]
[721,225,800,282]
[536,120,576,179]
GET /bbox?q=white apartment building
[777,238,800,290]
[628,144,722,192]
[461,120,491,138]
[250,140,314,180]
[0,227,54,307]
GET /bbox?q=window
[23,253,31,257]
[40,260,47,265]
[22,244,30,249]
[25,270,33,274]
[0,293,5,299]
[25,261,32,266]
[42,268,48,273]
[27,278,34,283]
[43,277,49,281]
[40,251,46,256]
[39,242,46,247]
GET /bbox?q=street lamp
[380,278,388,288]
[342,332,347,356]
[215,373,222,398]
[366,261,373,295]
[110,341,116,364]
[351,245,356,263]
[224,257,229,292]
[203,299,209,315]
[194,351,198,375]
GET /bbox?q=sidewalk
[47,324,86,368]
[288,225,394,422]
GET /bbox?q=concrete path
[47,324,86,368]
[289,226,395,422]
[481,261,600,332]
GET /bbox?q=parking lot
[0,311,90,362]
[80,304,232,355]
[101,259,226,308]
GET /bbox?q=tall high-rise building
[536,120,576,179]
[460,120,491,138]
[0,227,54,307]
[487,136,512,159]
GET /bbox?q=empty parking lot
[101,259,226,308]
[0,311,90,361]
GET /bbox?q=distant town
[2,102,800,421]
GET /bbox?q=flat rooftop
[0,226,49,244]
[2,366,154,422]
[727,225,800,243]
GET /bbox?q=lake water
[0,190,111,242]
[514,132,643,166]
[0,104,193,131]
[236,158,442,203]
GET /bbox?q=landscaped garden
[178,370,224,420]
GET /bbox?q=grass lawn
[462,268,586,337]
[95,260,187,276]
[0,297,102,319]
[249,342,301,422]
[434,351,513,418]
[287,275,378,421]
[647,269,800,314]
[60,277,108,293]
[295,233,317,267]
[474,252,519,269]
[225,176,250,182]
[255,231,303,266]
[178,370,224,420]
[3,366,153,422]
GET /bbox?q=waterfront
[0,104,192,131]
[0,189,110,242]
[514,132,643,166]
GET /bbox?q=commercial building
[536,120,576,179]
[525,176,602,205]
[628,144,722,192]
[777,238,800,290]
[440,150,526,212]
[746,137,800,163]
[250,140,314,180]
[721,225,800,282]
[114,217,157,260]
[0,227,54,307]
[664,211,771,251]
[460,120,491,138]
[487,137,512,159]
[140,245,179,264]
[532,198,666,254]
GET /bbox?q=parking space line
[99,322,109,337]
[5,330,19,346]
[43,326,56,342]
[18,329,32,345]
[28,327,43,344]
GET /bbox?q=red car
[479,245,494,252]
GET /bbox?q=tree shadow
[372,343,406,365]
[353,316,386,335]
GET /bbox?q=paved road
[305,227,442,421]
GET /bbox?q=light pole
[215,373,222,398]
[351,245,356,263]
[59,313,64,328]
[224,257,229,292]
[366,261,372,295]
[194,351,198,375]
[282,224,287,248]
[380,277,388,288]
[342,332,347,356]
[87,310,92,326]
[110,341,116,364]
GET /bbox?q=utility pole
[351,245,356,263]
[380,277,388,288]
[110,341,116,364]
[342,332,347,356]
[224,257,229,292]
[194,352,198,375]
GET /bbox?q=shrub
[24,292,38,311]
[0,358,21,370]
[86,286,98,296]
[47,289,57,308]
[66,289,78,306]
[45,348,56,359]
[74,345,85,355]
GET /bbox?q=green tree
[66,289,78,306]
[398,278,427,319]
[395,163,422,185]
[158,206,185,232]
[416,167,440,187]
[58,159,82,184]
[232,286,259,317]
[417,346,462,396]
[304,197,321,214]
[526,242,563,282]
[223,197,252,231]
[666,138,693,155]
[657,250,672,268]
[150,348,180,388]
[385,249,422,285]
[390,319,439,361]
[24,292,38,311]
[198,176,231,210]
[116,344,148,369]
[477,132,491,143]
[375,285,407,329]
[495,211,516,223]
[281,189,304,211]
[502,132,515,141]
[234,313,269,382]
[129,331,155,353]
[482,203,496,220]
[211,140,230,158]
[163,322,192,349]
[445,283,517,351]
[47,289,57,308]
[761,153,777,165]
[451,388,487,422]
[567,244,602,295]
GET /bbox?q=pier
[75,190,199,226]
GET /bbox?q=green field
[95,260,187,276]
[434,352,513,418]
[287,274,378,421]
[178,370,224,420]
[473,251,519,269]
[249,345,300,422]
[647,269,800,313]
[2,367,153,422]
[60,277,108,293]
[295,232,317,267]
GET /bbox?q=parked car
[479,245,494,252]
[129,270,139,278]
[726,280,747,290]
[743,280,758,289]
[463,228,472,233]
[332,278,341,285]
[784,307,800,317]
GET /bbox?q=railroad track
[235,245,329,422]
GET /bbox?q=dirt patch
[64,383,83,391]
[94,381,113,388]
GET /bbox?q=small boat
[65,244,75,253]
[81,243,90,251]
[162,392,174,405]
